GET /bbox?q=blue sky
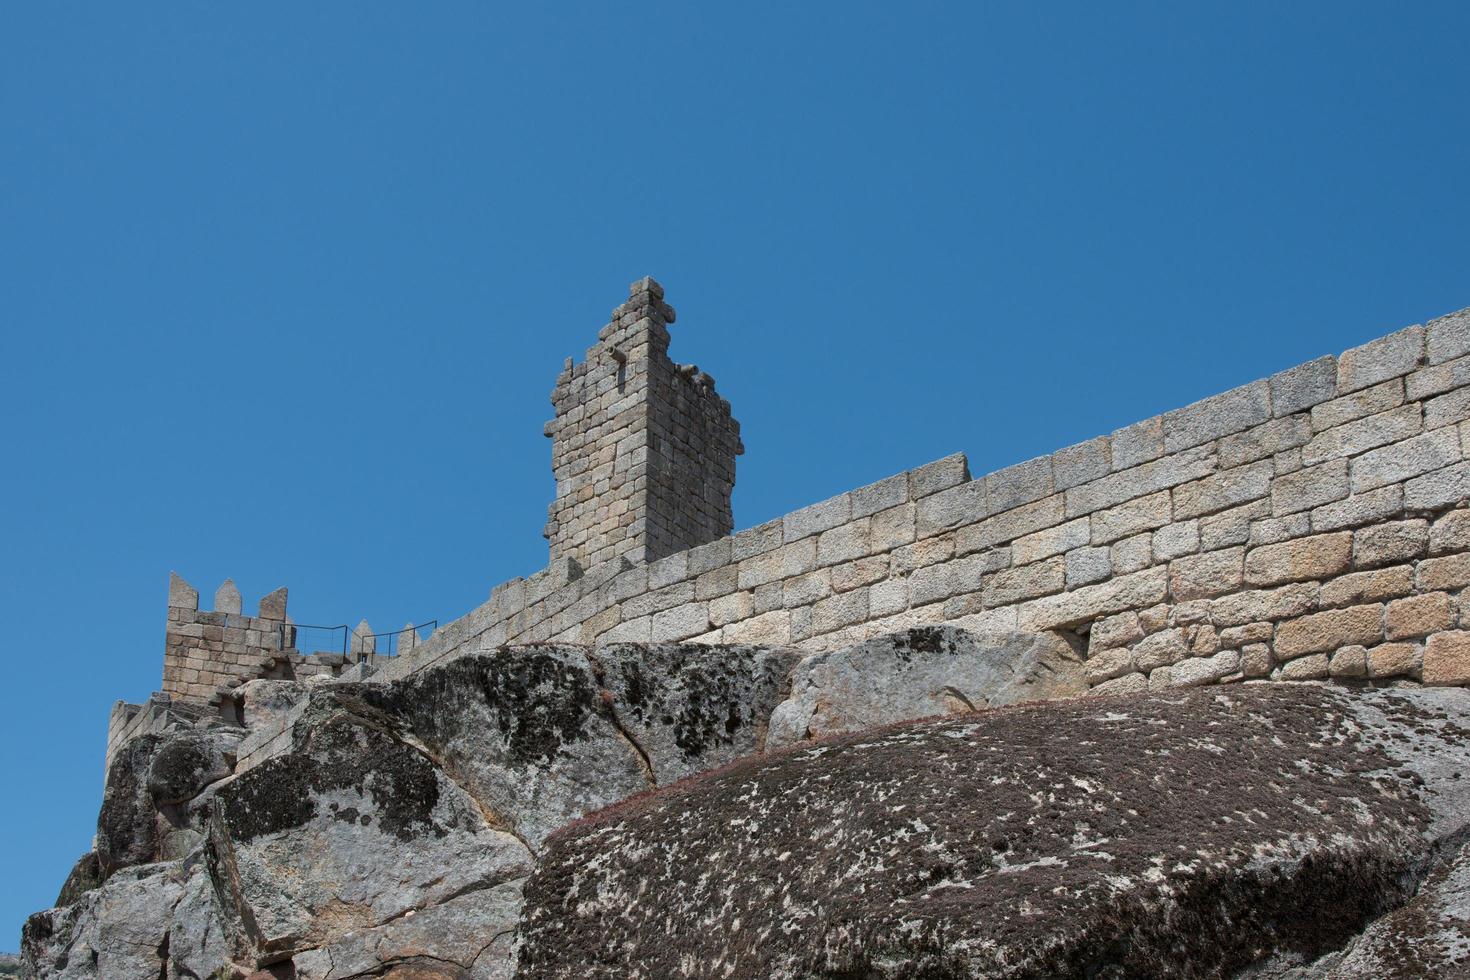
[2,2,1467,944]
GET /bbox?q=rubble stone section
[161,576,346,702]
[377,304,1470,699]
[542,277,743,571]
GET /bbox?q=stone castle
[39,277,1470,979]
[113,277,1470,765]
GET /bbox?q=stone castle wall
[161,574,346,703]
[376,304,1470,693]
[543,278,742,570]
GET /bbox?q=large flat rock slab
[766,625,1086,749]
[518,684,1470,979]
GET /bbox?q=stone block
[1110,416,1165,470]
[709,590,754,627]
[753,582,785,615]
[1352,520,1427,569]
[1133,628,1188,672]
[1386,592,1454,640]
[1089,611,1143,651]
[1015,567,1168,632]
[915,480,988,538]
[1151,520,1199,561]
[811,589,869,635]
[1012,517,1090,565]
[1200,499,1272,550]
[1320,565,1414,608]
[650,603,711,643]
[1418,553,1470,592]
[1111,533,1154,574]
[1270,356,1338,417]
[732,519,784,561]
[1219,622,1273,648]
[1271,459,1350,516]
[910,559,980,607]
[1278,653,1330,681]
[870,502,917,552]
[1240,643,1274,677]
[909,452,970,499]
[1311,378,1405,431]
[1162,380,1271,453]
[869,578,909,618]
[1423,631,1470,685]
[1328,645,1369,678]
[1244,532,1352,586]
[1309,485,1404,533]
[1403,462,1470,511]
[1429,510,1470,556]
[1407,352,1470,401]
[1209,583,1318,627]
[1091,490,1173,545]
[1275,604,1383,656]
[1350,427,1462,493]
[983,558,1066,606]
[955,494,1065,552]
[831,556,889,593]
[1249,514,1311,546]
[816,520,872,568]
[721,610,793,647]
[1090,672,1149,695]
[258,587,288,622]
[1065,547,1112,588]
[648,551,689,591]
[1173,461,1274,520]
[168,572,199,611]
[695,564,740,601]
[1426,308,1470,365]
[891,536,957,574]
[1425,388,1470,430]
[1052,436,1112,490]
[1337,324,1425,393]
[785,494,854,543]
[1169,547,1245,600]
[215,579,242,615]
[1066,446,1215,518]
[1170,651,1240,687]
[984,456,1055,514]
[782,570,832,608]
[1219,415,1313,468]
[1302,405,1423,467]
[1367,642,1421,679]
[850,472,909,520]
[1085,649,1136,684]
[686,538,731,576]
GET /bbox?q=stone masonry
[150,285,1470,711]
[160,574,347,704]
[369,299,1470,699]
[542,277,743,571]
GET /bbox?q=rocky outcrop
[27,632,1470,978]
[518,684,1470,978]
[766,625,1086,748]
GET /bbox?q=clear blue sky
[2,2,1467,945]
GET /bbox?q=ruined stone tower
[542,277,743,572]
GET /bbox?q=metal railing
[363,621,438,657]
[272,620,438,661]
[280,622,349,656]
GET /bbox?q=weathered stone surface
[1169,547,1244,600]
[145,728,240,806]
[1337,324,1425,393]
[168,571,198,611]
[1276,604,1384,656]
[766,627,1085,748]
[1244,531,1352,586]
[1270,356,1338,417]
[518,685,1470,979]
[214,579,242,615]
[588,642,800,782]
[1425,631,1470,686]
